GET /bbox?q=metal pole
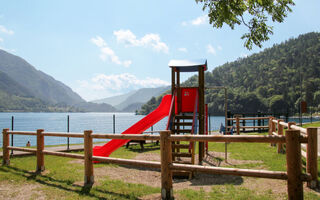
[11,116,14,155]
[209,114,211,134]
[113,114,115,134]
[67,115,70,151]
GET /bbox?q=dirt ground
[0,181,44,200]
[94,151,293,199]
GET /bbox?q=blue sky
[0,0,319,101]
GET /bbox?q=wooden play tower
[168,59,207,177]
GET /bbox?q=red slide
[93,94,172,157]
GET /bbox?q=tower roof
[168,59,207,72]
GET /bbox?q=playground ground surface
[1,124,320,199]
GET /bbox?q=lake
[0,112,318,147]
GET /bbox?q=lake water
[0,112,318,147]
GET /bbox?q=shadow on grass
[126,143,160,153]
[188,173,244,186]
[0,166,140,199]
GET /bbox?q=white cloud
[90,36,132,67]
[207,44,216,55]
[217,45,222,51]
[182,15,208,26]
[0,37,3,42]
[113,30,169,53]
[91,73,170,90]
[178,47,187,53]
[191,15,208,25]
[0,25,14,35]
[74,73,170,101]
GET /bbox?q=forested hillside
[0,71,80,112]
[0,50,85,105]
[0,50,117,112]
[139,32,320,115]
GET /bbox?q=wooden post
[271,120,276,146]
[277,120,284,153]
[36,129,45,172]
[2,129,10,165]
[236,117,240,135]
[268,117,273,136]
[286,129,303,199]
[176,69,180,113]
[306,127,318,188]
[160,131,173,200]
[84,130,94,185]
[287,122,296,130]
[198,66,205,164]
[242,114,246,132]
[268,117,274,146]
[171,68,175,95]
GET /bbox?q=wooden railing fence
[227,116,270,134]
[269,118,318,189]
[2,127,318,200]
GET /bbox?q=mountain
[91,90,137,106]
[0,71,80,112]
[0,50,117,112]
[0,50,85,105]
[92,86,169,112]
[74,102,117,112]
[139,32,320,115]
[116,87,169,111]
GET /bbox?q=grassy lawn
[1,127,320,199]
[303,121,320,128]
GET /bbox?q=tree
[195,0,295,49]
[269,95,288,113]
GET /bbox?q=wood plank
[174,122,193,126]
[172,152,192,157]
[175,115,193,120]
[169,135,287,143]
[170,163,288,180]
[172,144,190,149]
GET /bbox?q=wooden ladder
[172,114,195,178]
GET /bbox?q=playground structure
[91,59,209,176]
[1,59,319,199]
[167,59,208,176]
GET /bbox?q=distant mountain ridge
[92,90,137,106]
[92,86,169,112]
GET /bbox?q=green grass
[302,121,320,128]
[207,141,287,171]
[179,185,275,200]
[0,146,160,199]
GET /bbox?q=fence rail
[2,126,318,199]
[227,116,271,134]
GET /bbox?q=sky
[0,0,319,101]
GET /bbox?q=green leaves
[195,0,295,49]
